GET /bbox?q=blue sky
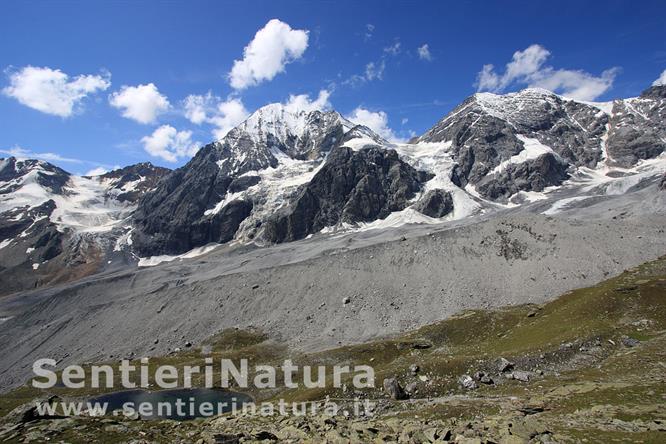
[1,0,665,173]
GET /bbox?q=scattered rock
[214,433,240,444]
[622,336,640,347]
[409,364,420,375]
[497,357,514,373]
[615,285,638,293]
[342,296,351,305]
[3,396,60,424]
[383,377,407,400]
[510,371,532,382]
[518,406,545,415]
[252,430,278,441]
[405,382,418,395]
[480,375,494,385]
[458,375,478,390]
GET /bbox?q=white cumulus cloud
[284,89,331,114]
[2,66,110,117]
[476,44,619,101]
[209,98,250,140]
[141,125,200,162]
[653,69,666,86]
[109,83,170,124]
[229,19,309,90]
[346,107,405,143]
[183,93,212,125]
[182,93,250,140]
[417,44,432,61]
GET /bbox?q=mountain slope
[0,159,169,295]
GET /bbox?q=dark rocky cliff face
[262,146,432,243]
[131,144,235,256]
[475,153,570,200]
[413,189,454,218]
[418,90,608,187]
[99,162,170,203]
[605,85,666,167]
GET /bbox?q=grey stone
[497,357,514,373]
[621,337,640,347]
[383,377,407,400]
[458,375,478,390]
[511,371,532,382]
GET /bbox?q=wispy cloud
[1,145,83,163]
[383,42,401,56]
[417,44,432,61]
[364,23,375,41]
[1,145,119,173]
[343,40,402,87]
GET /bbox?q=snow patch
[49,176,133,233]
[138,243,220,267]
[490,136,554,175]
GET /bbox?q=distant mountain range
[1,84,665,295]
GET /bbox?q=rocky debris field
[1,254,665,442]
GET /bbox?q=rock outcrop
[262,146,431,243]
[605,85,666,167]
[413,189,454,218]
[476,153,570,200]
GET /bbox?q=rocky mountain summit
[131,105,388,255]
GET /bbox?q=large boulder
[383,377,407,400]
[413,189,454,218]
